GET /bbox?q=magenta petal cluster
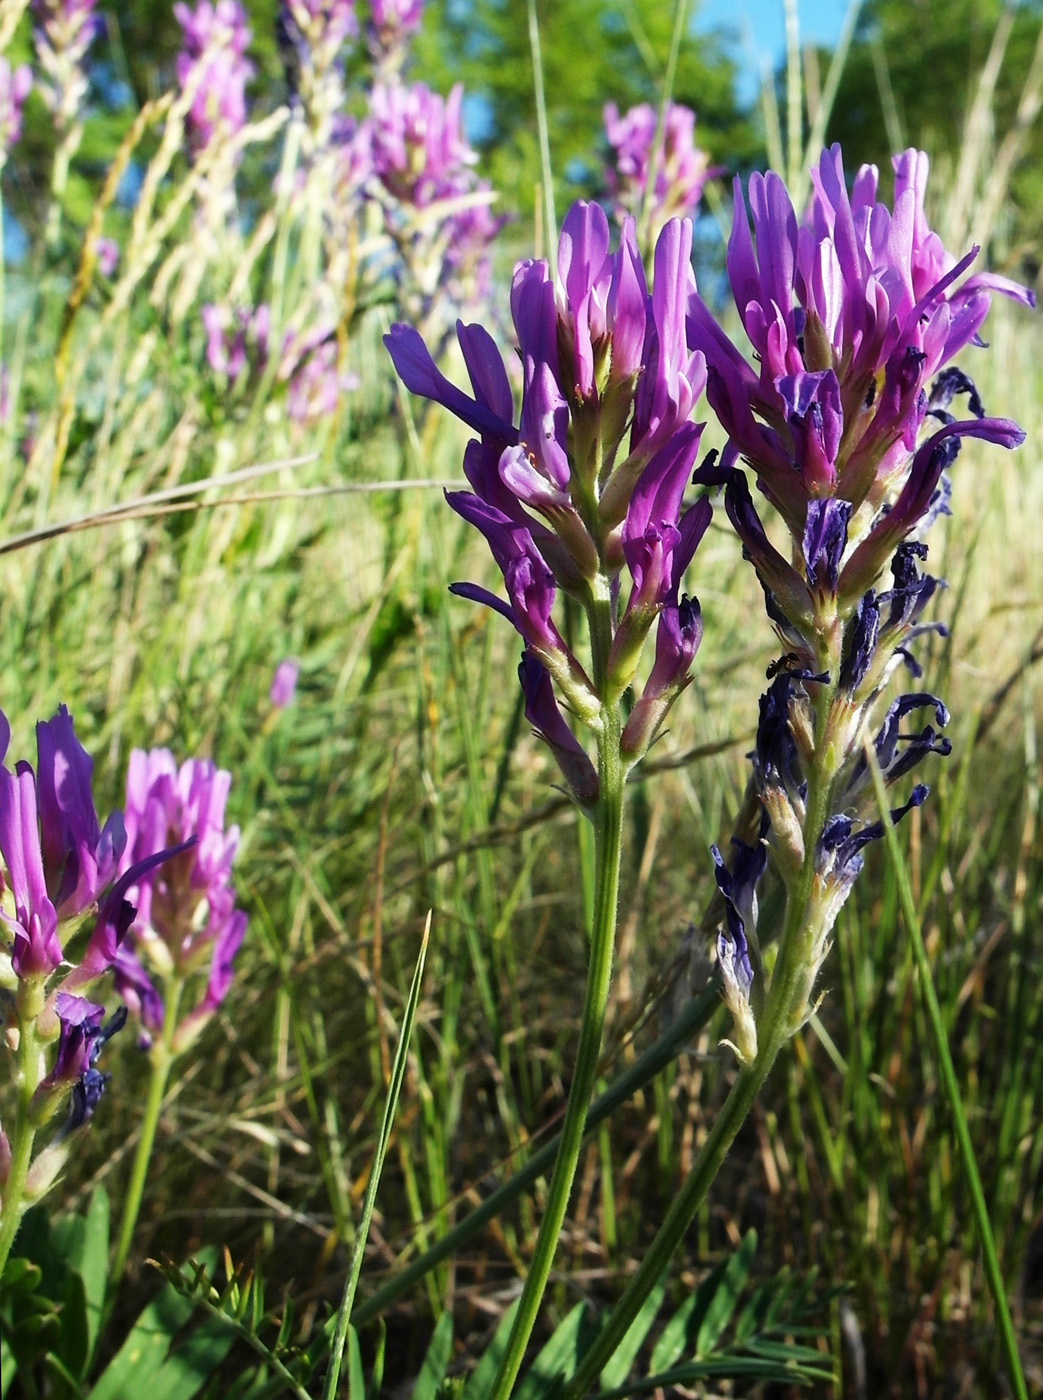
[603,100,716,236]
[0,706,128,980]
[386,199,713,785]
[0,59,32,162]
[174,0,254,150]
[688,144,1032,539]
[114,750,247,1047]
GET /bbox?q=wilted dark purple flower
[710,842,761,1062]
[35,996,128,1132]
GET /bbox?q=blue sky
[693,0,854,103]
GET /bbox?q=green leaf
[514,1302,591,1400]
[694,1229,757,1356]
[347,1325,365,1400]
[87,1282,198,1400]
[411,1310,455,1400]
[58,1268,90,1381]
[366,1318,386,1400]
[596,1278,666,1391]
[459,1298,520,1400]
[89,1249,219,1400]
[145,1313,238,1400]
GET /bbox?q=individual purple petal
[384,324,516,442]
[802,498,852,591]
[0,762,62,979]
[34,705,124,917]
[270,658,300,708]
[840,416,1025,598]
[518,654,599,806]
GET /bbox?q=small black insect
[765,651,801,680]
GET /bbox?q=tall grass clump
[1,2,1041,1398]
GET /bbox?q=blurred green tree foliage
[824,0,1043,264]
[4,1,758,245]
[409,0,759,228]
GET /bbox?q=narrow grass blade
[863,740,1029,1400]
[322,915,432,1400]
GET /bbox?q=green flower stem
[864,743,1029,1400]
[563,684,841,1399]
[486,702,626,1400]
[111,982,183,1283]
[0,1012,42,1279]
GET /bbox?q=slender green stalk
[526,0,557,276]
[864,743,1029,1400]
[111,983,183,1283]
[0,1010,42,1279]
[323,921,430,1400]
[485,707,626,1400]
[639,0,690,259]
[349,983,721,1331]
[563,677,841,1397]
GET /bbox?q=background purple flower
[174,0,254,151]
[115,750,247,1047]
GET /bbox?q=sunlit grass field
[3,0,1043,1392]
[2,258,1040,1393]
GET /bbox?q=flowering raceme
[386,200,714,794]
[174,0,254,151]
[686,145,1030,1055]
[0,58,32,169]
[113,750,246,1055]
[0,707,190,1255]
[603,100,716,244]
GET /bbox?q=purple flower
[369,0,423,68]
[387,199,714,777]
[114,750,246,1044]
[0,706,131,981]
[367,81,476,208]
[282,335,359,424]
[603,101,717,239]
[0,59,32,163]
[0,757,62,979]
[95,237,120,278]
[621,425,711,612]
[34,706,125,918]
[277,0,356,123]
[270,659,300,708]
[445,493,566,661]
[688,144,1032,537]
[174,0,254,151]
[202,303,270,381]
[36,994,128,1131]
[518,654,599,808]
[32,0,98,126]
